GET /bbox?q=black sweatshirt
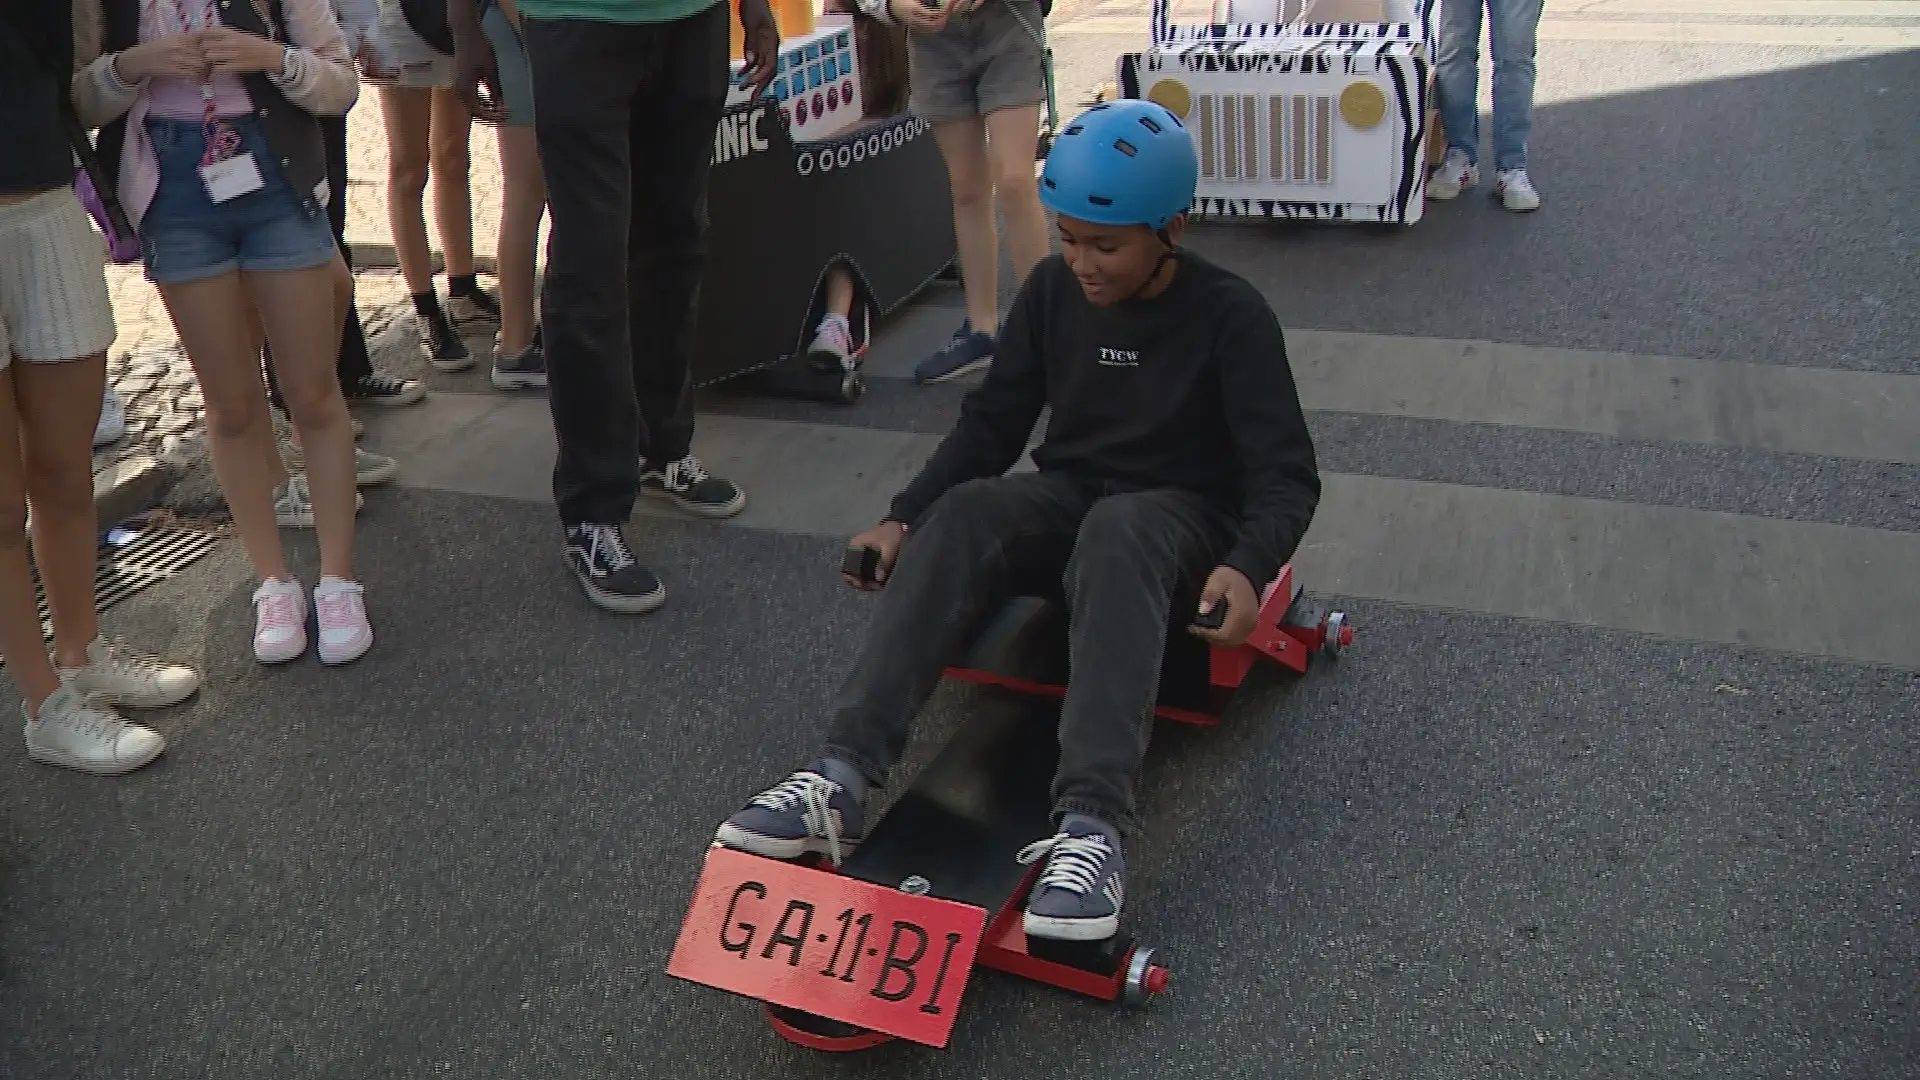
[888,249,1321,590]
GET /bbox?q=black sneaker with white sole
[344,373,426,407]
[422,306,475,372]
[641,454,746,518]
[1018,822,1126,941]
[564,522,666,614]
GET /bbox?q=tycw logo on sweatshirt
[1097,347,1140,368]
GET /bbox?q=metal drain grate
[29,520,227,645]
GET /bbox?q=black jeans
[823,471,1237,836]
[522,6,727,525]
[265,112,374,407]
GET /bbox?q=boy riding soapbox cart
[667,558,1354,1052]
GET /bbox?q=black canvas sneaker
[640,453,746,518]
[564,522,666,614]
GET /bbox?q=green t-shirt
[514,0,723,24]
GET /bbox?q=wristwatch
[280,45,296,79]
[856,0,895,23]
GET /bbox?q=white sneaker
[276,412,398,486]
[59,636,201,709]
[252,576,309,664]
[806,314,855,373]
[25,685,165,776]
[94,384,127,448]
[313,576,373,665]
[274,473,364,528]
[1426,149,1479,201]
[1495,168,1541,212]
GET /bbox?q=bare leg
[495,123,547,354]
[429,87,478,280]
[0,374,60,714]
[932,117,998,333]
[985,105,1050,293]
[276,262,355,459]
[380,85,437,295]
[246,258,356,580]
[12,353,106,670]
[824,265,855,318]
[159,272,290,583]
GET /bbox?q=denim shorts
[141,114,338,286]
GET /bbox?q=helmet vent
[1138,116,1163,134]
[1065,124,1084,135]
[1088,195,1114,206]
[1113,138,1139,157]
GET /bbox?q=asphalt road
[1,3,1915,1078]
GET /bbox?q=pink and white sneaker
[314,576,374,665]
[253,576,309,664]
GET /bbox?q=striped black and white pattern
[1149,0,1439,61]
[1120,0,1436,226]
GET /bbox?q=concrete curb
[93,453,174,536]
[346,241,498,276]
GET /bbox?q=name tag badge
[200,153,265,203]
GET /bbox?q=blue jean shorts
[141,114,339,286]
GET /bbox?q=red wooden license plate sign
[668,847,988,1048]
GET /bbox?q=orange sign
[667,847,989,1048]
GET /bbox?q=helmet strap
[1122,232,1180,304]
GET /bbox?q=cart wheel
[1322,611,1349,659]
[835,371,866,405]
[1122,946,1171,1008]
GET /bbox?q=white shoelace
[1017,832,1113,896]
[750,771,850,866]
[92,639,171,682]
[666,456,712,491]
[253,581,303,635]
[577,524,637,574]
[316,580,366,633]
[42,693,135,745]
[279,474,312,512]
[816,314,852,354]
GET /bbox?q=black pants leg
[523,7,726,524]
[628,4,727,465]
[822,475,1235,834]
[1051,489,1235,835]
[823,472,1098,782]
[266,112,372,408]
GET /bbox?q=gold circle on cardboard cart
[1339,81,1387,129]
[1146,79,1193,120]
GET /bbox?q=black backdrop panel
[696,101,956,388]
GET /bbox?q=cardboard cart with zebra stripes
[1116,0,1443,225]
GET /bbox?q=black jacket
[1,0,131,233]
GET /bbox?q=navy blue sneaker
[912,320,994,385]
[1018,822,1126,941]
[716,764,866,866]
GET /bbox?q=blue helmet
[1039,100,1198,230]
